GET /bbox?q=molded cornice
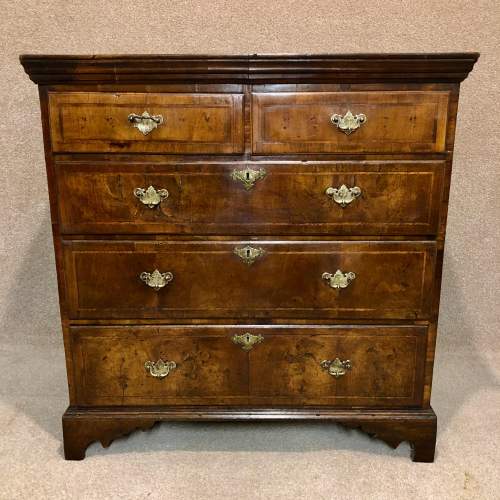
[20,53,479,84]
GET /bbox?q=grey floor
[1,338,499,500]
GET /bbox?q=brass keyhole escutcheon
[232,333,264,351]
[231,167,266,190]
[234,246,265,265]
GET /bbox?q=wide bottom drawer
[70,325,427,408]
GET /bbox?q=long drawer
[56,161,445,236]
[252,91,449,154]
[62,240,436,320]
[70,325,427,407]
[48,92,244,153]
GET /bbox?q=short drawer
[252,91,449,154]
[56,160,445,236]
[62,240,436,320]
[70,325,427,407]
[48,92,244,154]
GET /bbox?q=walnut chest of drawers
[21,53,478,461]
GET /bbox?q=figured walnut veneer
[62,240,436,320]
[56,160,445,236]
[21,53,478,461]
[49,92,244,154]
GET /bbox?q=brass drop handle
[325,184,361,207]
[232,332,264,351]
[320,358,352,378]
[144,359,177,379]
[231,167,266,190]
[134,186,169,208]
[140,269,173,291]
[322,270,356,289]
[128,111,164,135]
[330,110,366,135]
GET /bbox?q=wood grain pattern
[71,326,248,406]
[62,240,436,320]
[253,91,449,154]
[49,92,244,153]
[20,53,479,461]
[56,160,445,236]
[247,326,426,406]
[70,325,426,407]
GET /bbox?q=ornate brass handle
[134,186,169,208]
[320,358,352,378]
[144,359,177,379]
[234,246,265,265]
[330,110,366,135]
[322,270,356,289]
[232,332,264,351]
[325,184,361,207]
[231,167,266,190]
[140,269,173,291]
[128,111,164,135]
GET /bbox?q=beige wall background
[0,2,499,497]
[0,0,498,353]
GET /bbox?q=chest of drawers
[21,53,478,461]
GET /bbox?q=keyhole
[246,248,251,258]
[245,171,250,180]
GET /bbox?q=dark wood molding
[62,406,436,462]
[63,411,157,460]
[20,55,249,85]
[20,53,479,84]
[248,53,479,83]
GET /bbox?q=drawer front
[57,161,444,236]
[70,325,426,407]
[63,240,436,320]
[71,326,249,406]
[248,325,426,407]
[253,91,449,154]
[48,92,244,154]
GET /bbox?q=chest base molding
[62,406,436,462]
